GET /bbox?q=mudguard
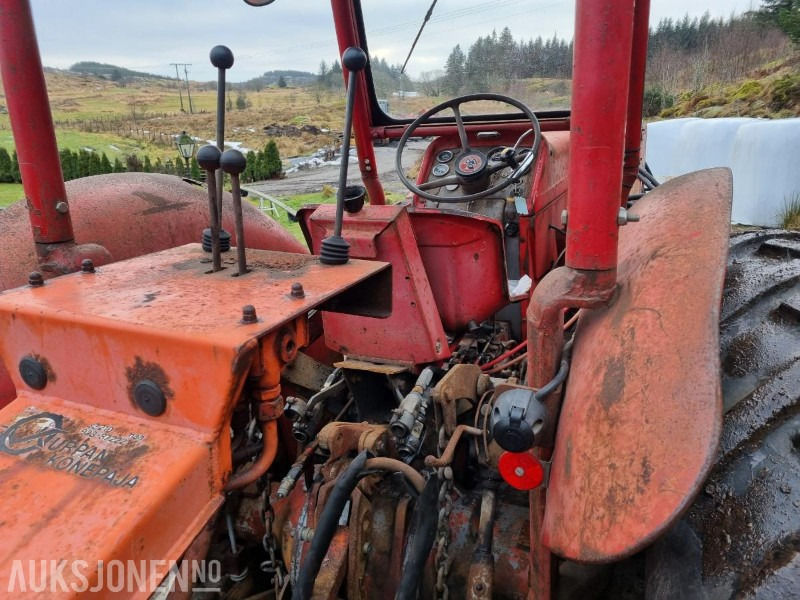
[542,168,733,562]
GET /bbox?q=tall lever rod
[319,46,368,265]
[221,150,248,276]
[210,45,234,230]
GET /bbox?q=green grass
[248,189,408,241]
[778,192,800,230]
[0,183,24,208]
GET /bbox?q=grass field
[257,189,406,241]
[0,183,23,208]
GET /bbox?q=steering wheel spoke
[418,175,460,191]
[451,104,471,152]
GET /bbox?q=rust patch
[125,357,174,407]
[133,191,192,215]
[32,353,56,384]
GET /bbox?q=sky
[29,0,761,81]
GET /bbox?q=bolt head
[362,542,371,555]
[514,466,525,477]
[81,259,95,273]
[28,272,44,287]
[55,201,69,214]
[290,282,305,298]
[561,209,568,226]
[241,304,258,324]
[19,356,47,390]
[134,380,167,416]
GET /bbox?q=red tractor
[0,0,798,598]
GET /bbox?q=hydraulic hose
[533,338,574,402]
[225,420,278,491]
[292,451,369,600]
[395,474,439,600]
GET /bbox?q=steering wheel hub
[455,151,487,180]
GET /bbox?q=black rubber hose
[638,165,660,188]
[292,451,369,600]
[534,338,574,401]
[395,474,439,600]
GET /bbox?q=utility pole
[170,63,185,112]
[183,64,194,114]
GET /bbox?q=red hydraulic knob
[498,451,545,491]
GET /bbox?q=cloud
[30,0,760,81]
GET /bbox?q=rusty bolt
[298,527,315,542]
[290,282,305,298]
[81,259,95,273]
[241,305,258,324]
[28,272,44,287]
[55,201,69,214]
[475,583,485,592]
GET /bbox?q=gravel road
[249,140,428,198]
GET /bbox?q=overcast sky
[30,0,760,81]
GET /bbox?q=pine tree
[244,151,257,183]
[0,148,13,183]
[11,151,21,183]
[277,75,287,88]
[444,45,466,95]
[100,153,113,174]
[113,157,125,173]
[190,157,201,179]
[264,140,282,179]
[143,156,153,173]
[154,158,164,173]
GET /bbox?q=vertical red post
[0,0,74,245]
[565,0,636,272]
[621,0,652,204]
[330,0,385,205]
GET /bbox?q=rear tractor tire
[647,229,800,599]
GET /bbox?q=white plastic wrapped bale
[646,117,800,226]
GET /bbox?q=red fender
[0,172,305,405]
[542,168,733,562]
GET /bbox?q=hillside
[657,54,800,119]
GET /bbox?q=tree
[277,75,287,88]
[264,140,282,179]
[190,157,201,179]
[11,151,21,183]
[235,91,250,110]
[125,154,143,172]
[0,148,13,183]
[113,157,125,173]
[100,153,112,174]
[759,0,800,43]
[244,150,257,183]
[143,155,153,173]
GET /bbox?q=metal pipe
[330,0,385,204]
[565,0,636,271]
[424,425,482,468]
[0,0,74,247]
[364,457,425,494]
[225,420,278,491]
[334,59,359,238]
[621,0,653,205]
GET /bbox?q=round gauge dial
[432,163,450,177]
[436,150,454,163]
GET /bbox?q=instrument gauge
[432,163,450,177]
[436,150,454,163]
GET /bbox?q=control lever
[196,145,222,272]
[319,46,368,265]
[210,45,234,235]
[220,149,248,276]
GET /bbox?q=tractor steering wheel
[395,93,541,203]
